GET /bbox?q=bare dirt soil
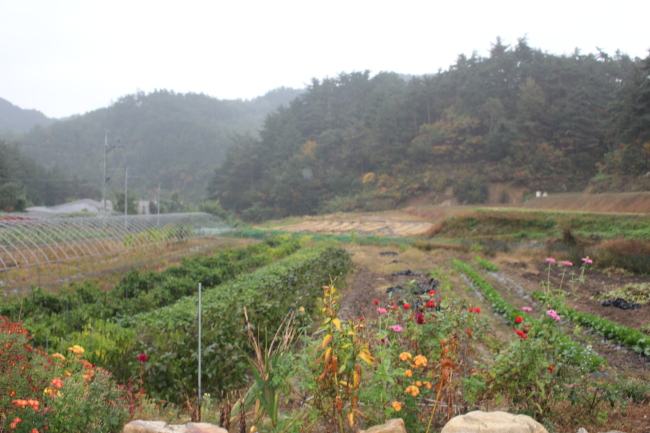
[275,215,434,237]
[336,244,650,433]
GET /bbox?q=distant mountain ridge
[0,98,54,135]
[15,87,302,203]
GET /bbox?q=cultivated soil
[336,244,650,433]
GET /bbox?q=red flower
[469,308,474,313]
[393,305,399,310]
[373,300,379,305]
[416,312,424,324]
[360,317,365,322]
[548,366,554,372]
[515,330,524,337]
[466,329,471,335]
[515,316,523,324]
[137,353,148,363]
[429,289,435,294]
[521,334,527,339]
[403,303,410,310]
[475,307,481,313]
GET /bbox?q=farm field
[4,221,650,432]
[334,243,650,432]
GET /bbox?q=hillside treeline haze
[8,87,301,204]
[0,141,80,211]
[1,39,649,217]
[207,39,650,221]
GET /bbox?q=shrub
[0,317,128,432]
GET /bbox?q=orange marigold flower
[404,369,413,377]
[51,377,64,389]
[404,385,420,397]
[51,353,65,360]
[424,381,432,389]
[413,355,427,368]
[10,390,16,397]
[399,352,412,362]
[415,381,423,387]
[391,401,403,412]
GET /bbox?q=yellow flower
[415,381,423,387]
[67,345,85,354]
[404,369,413,378]
[405,386,420,397]
[391,401,403,412]
[413,355,428,368]
[399,352,412,362]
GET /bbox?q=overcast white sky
[1,0,648,119]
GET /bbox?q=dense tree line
[207,39,650,221]
[0,141,92,211]
[16,87,301,203]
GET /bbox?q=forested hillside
[207,39,650,221]
[0,98,53,135]
[16,87,301,202]
[0,141,80,210]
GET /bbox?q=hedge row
[533,291,650,357]
[7,236,302,349]
[453,259,604,369]
[131,241,352,401]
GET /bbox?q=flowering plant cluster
[1,316,128,432]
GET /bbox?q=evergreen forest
[207,39,650,221]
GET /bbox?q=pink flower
[416,312,424,324]
[378,338,389,343]
[377,308,387,314]
[545,258,556,263]
[553,315,561,321]
[562,261,573,266]
[521,307,532,312]
[546,310,558,317]
[391,325,403,332]
[582,257,593,264]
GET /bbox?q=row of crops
[2,234,352,401]
[457,258,650,359]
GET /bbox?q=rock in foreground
[360,418,407,433]
[123,420,227,433]
[441,411,548,433]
